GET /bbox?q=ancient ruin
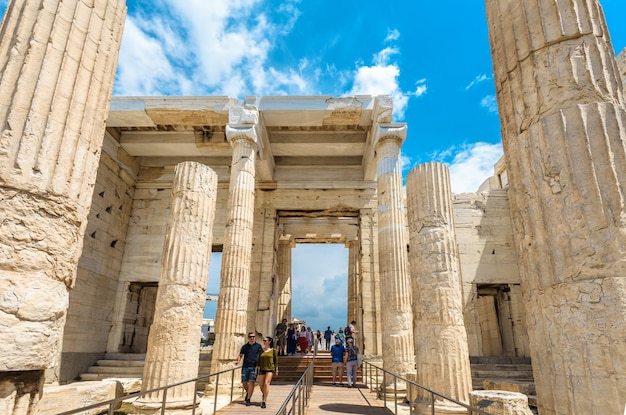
[0,1,625,414]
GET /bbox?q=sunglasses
[263,339,269,342]
[249,336,255,338]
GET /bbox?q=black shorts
[259,369,274,374]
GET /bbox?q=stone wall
[453,182,529,357]
[58,134,138,382]
[105,167,229,353]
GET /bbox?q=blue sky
[1,1,624,334]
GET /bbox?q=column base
[0,370,44,415]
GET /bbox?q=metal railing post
[431,391,435,415]
[213,373,220,415]
[160,388,167,415]
[394,375,398,415]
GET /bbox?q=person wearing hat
[344,337,360,388]
[330,337,346,386]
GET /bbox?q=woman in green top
[255,336,278,408]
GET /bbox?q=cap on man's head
[347,338,354,343]
[335,338,341,342]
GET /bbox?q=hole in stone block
[111,240,118,248]
[90,231,97,238]
[105,206,112,213]
[98,191,105,197]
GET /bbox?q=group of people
[328,321,360,387]
[235,320,361,408]
[274,319,321,356]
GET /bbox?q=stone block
[38,380,123,415]
[470,390,532,415]
[483,378,536,395]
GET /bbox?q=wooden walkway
[215,383,392,415]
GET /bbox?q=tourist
[337,327,345,344]
[316,329,322,350]
[236,332,262,406]
[324,326,333,350]
[344,337,360,388]
[306,327,314,353]
[298,326,308,354]
[287,323,297,355]
[345,320,359,341]
[256,336,278,408]
[275,318,288,356]
[330,337,346,386]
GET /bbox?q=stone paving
[214,383,394,415]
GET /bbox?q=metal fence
[275,356,315,415]
[56,365,242,415]
[362,361,493,415]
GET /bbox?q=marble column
[133,162,218,412]
[359,208,381,356]
[211,106,258,376]
[276,239,294,322]
[485,1,626,414]
[374,124,415,378]
[0,0,125,413]
[347,240,358,324]
[406,162,472,414]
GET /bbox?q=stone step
[469,356,531,365]
[103,352,146,361]
[95,359,144,367]
[472,369,534,379]
[87,366,144,375]
[471,363,532,371]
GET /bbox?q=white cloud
[481,95,499,113]
[465,74,489,90]
[114,0,310,97]
[347,45,414,119]
[385,28,400,42]
[432,142,503,193]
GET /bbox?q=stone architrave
[133,162,218,412]
[406,162,472,414]
[211,105,259,376]
[374,124,415,379]
[485,1,626,414]
[0,0,125,412]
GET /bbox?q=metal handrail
[55,365,243,415]
[276,354,315,415]
[362,361,493,415]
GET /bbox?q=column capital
[226,104,259,147]
[373,123,407,149]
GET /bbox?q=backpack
[344,325,351,336]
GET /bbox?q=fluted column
[347,240,358,323]
[276,239,294,322]
[211,106,258,376]
[134,162,218,411]
[406,162,472,414]
[0,0,125,413]
[374,124,415,379]
[359,208,381,355]
[486,1,626,414]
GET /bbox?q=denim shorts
[241,367,257,383]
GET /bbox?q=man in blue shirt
[330,338,346,386]
[236,332,262,406]
[324,326,333,350]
